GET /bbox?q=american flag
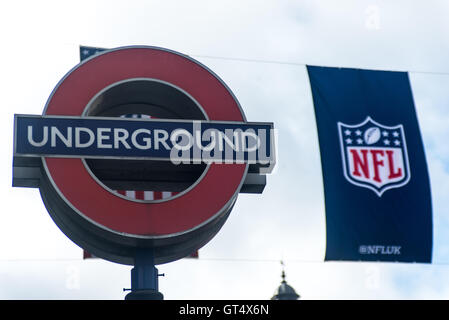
[80,46,198,259]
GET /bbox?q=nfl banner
[307,66,432,263]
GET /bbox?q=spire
[271,261,300,300]
[281,260,286,283]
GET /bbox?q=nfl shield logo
[338,117,410,196]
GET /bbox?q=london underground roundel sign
[13,46,275,265]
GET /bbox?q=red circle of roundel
[43,47,247,237]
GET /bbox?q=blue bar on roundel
[13,115,274,166]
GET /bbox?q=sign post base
[125,289,163,300]
[124,249,164,300]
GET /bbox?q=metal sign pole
[125,249,164,300]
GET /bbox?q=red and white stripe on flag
[115,190,179,200]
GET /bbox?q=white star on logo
[392,131,399,137]
[356,138,363,144]
[345,138,353,144]
[383,139,390,145]
[394,140,400,146]
[382,131,389,137]
[344,129,351,136]
[355,130,362,136]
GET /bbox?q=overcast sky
[1,0,449,299]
